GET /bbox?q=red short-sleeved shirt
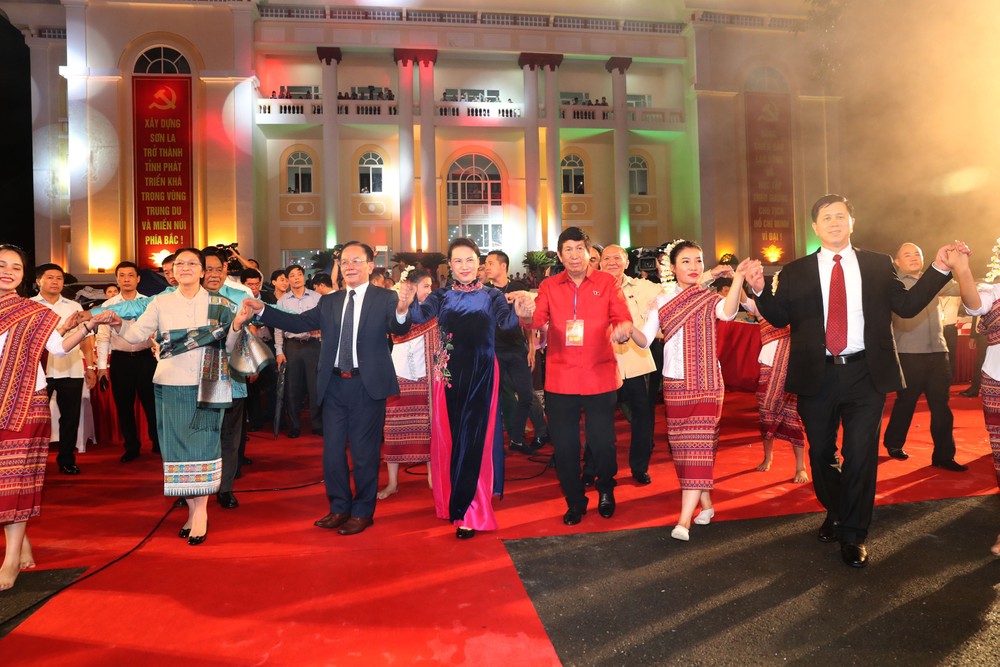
[525,269,631,395]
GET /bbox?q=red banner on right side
[745,92,795,265]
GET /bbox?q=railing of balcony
[435,101,523,119]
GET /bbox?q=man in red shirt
[521,227,633,524]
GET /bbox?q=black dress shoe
[932,459,969,472]
[817,518,840,543]
[841,542,868,568]
[216,491,239,509]
[886,448,909,460]
[509,441,540,455]
[455,527,476,539]
[58,464,80,475]
[314,512,350,529]
[598,491,616,519]
[240,456,253,466]
[959,387,980,398]
[188,531,208,546]
[311,428,323,436]
[563,506,587,525]
[178,527,191,539]
[582,474,595,488]
[530,435,551,449]
[173,497,188,508]
[288,429,301,439]
[632,471,652,485]
[120,451,140,463]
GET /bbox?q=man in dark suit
[746,194,964,568]
[241,242,411,535]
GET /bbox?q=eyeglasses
[173,261,201,268]
[341,258,369,267]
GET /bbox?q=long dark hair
[0,244,29,296]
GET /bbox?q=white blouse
[965,283,1000,381]
[117,288,240,386]
[0,329,69,392]
[638,285,735,380]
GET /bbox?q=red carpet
[1,388,996,665]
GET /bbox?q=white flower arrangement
[985,238,1000,283]
[658,239,686,284]
[392,265,416,292]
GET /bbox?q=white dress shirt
[96,292,154,369]
[335,282,369,368]
[31,295,86,378]
[816,246,865,356]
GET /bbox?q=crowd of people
[3,192,1000,592]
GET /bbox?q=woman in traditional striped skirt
[631,241,753,542]
[0,244,116,590]
[378,269,437,500]
[746,280,808,484]
[108,248,242,547]
[950,247,1000,556]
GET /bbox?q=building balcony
[257,99,684,132]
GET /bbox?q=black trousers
[283,339,321,432]
[497,346,548,442]
[883,352,955,463]
[797,361,885,544]
[546,390,617,511]
[109,350,159,455]
[219,397,246,493]
[46,377,83,467]
[620,373,655,475]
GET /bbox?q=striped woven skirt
[154,384,223,497]
[980,373,1000,488]
[383,376,432,463]
[662,378,723,490]
[0,390,51,524]
[756,364,805,448]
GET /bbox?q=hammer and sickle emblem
[149,87,177,111]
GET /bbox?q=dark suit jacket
[258,285,410,402]
[755,247,951,396]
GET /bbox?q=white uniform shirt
[96,292,154,369]
[31,295,85,378]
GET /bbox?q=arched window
[134,47,191,75]
[446,154,503,251]
[628,155,649,196]
[561,154,585,194]
[286,151,313,194]
[358,152,383,193]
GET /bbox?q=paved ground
[506,496,1000,666]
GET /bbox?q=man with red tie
[746,194,963,568]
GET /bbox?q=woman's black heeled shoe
[188,530,208,546]
[455,527,476,539]
[178,527,191,539]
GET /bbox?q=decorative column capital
[393,49,438,67]
[605,57,633,75]
[316,47,342,66]
[518,53,564,72]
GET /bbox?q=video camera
[215,242,242,274]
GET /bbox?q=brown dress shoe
[337,517,374,535]
[314,512,350,529]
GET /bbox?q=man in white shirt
[96,261,159,463]
[32,263,95,475]
[275,265,323,438]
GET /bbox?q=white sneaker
[670,525,690,541]
[694,508,715,525]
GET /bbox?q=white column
[611,67,630,246]
[418,59,437,250]
[62,0,90,274]
[522,64,541,250]
[232,6,256,251]
[397,58,415,250]
[543,65,561,248]
[320,55,341,247]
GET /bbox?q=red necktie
[826,254,847,355]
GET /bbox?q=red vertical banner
[745,92,795,265]
[133,76,193,270]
